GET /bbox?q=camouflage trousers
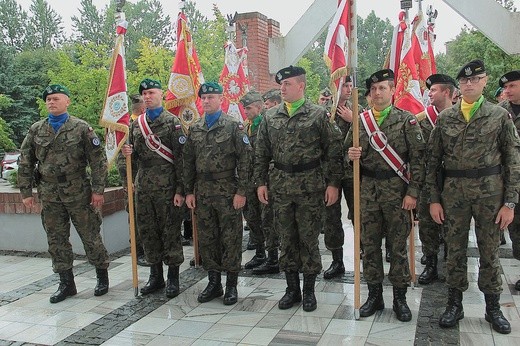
[244,188,278,251]
[324,179,352,250]
[418,189,442,257]
[135,189,184,266]
[361,198,411,288]
[195,194,243,272]
[442,193,503,294]
[508,206,520,260]
[274,192,324,275]
[41,199,109,273]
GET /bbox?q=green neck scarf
[469,95,485,119]
[284,98,305,116]
[250,114,263,134]
[374,105,392,126]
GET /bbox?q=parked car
[1,152,20,179]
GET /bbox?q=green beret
[262,88,281,102]
[425,74,457,89]
[456,59,486,80]
[42,84,70,100]
[494,87,503,98]
[499,70,520,87]
[139,78,162,94]
[320,87,332,97]
[366,69,394,90]
[240,91,263,107]
[275,65,306,84]
[198,82,223,97]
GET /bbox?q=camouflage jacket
[415,107,436,141]
[129,110,184,194]
[345,107,426,201]
[18,116,107,201]
[183,113,252,197]
[333,99,353,139]
[426,100,520,203]
[498,100,520,129]
[254,99,343,195]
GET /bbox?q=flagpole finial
[226,13,237,41]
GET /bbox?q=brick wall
[235,12,281,93]
[0,187,125,217]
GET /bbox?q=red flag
[391,11,424,115]
[219,41,250,122]
[411,10,436,106]
[323,0,350,116]
[99,18,130,167]
[165,12,204,133]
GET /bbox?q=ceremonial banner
[323,0,351,117]
[219,41,249,122]
[411,10,436,106]
[165,12,204,133]
[391,11,424,114]
[99,19,130,167]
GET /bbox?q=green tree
[72,0,111,46]
[0,94,16,151]
[26,0,65,49]
[297,57,322,103]
[0,0,28,51]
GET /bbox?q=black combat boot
[515,279,520,291]
[418,255,438,285]
[246,238,256,250]
[420,254,427,265]
[484,294,511,334]
[278,271,302,309]
[244,245,266,269]
[50,269,77,303]
[439,288,464,327]
[165,266,180,298]
[302,274,317,312]
[393,286,412,322]
[140,263,165,295]
[198,271,224,303]
[94,268,109,296]
[253,249,280,275]
[323,248,345,279]
[223,272,239,305]
[359,283,384,317]
[136,246,151,267]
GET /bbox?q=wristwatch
[504,202,516,209]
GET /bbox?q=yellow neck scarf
[284,98,305,116]
[461,96,484,122]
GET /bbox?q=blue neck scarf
[48,113,69,133]
[205,110,222,129]
[146,107,163,122]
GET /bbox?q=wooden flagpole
[349,0,361,320]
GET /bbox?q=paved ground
[0,185,519,345]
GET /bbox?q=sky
[15,0,519,54]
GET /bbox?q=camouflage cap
[139,78,162,94]
[42,84,70,100]
[240,91,263,107]
[425,74,457,89]
[456,59,486,80]
[499,70,520,87]
[275,65,306,84]
[198,82,223,97]
[320,87,332,97]
[262,88,281,102]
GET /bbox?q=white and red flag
[411,10,436,106]
[219,41,249,122]
[390,11,424,114]
[99,17,130,167]
[323,0,351,117]
[165,11,204,133]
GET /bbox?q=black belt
[361,168,398,180]
[41,171,85,183]
[198,169,236,181]
[444,165,501,178]
[274,159,321,173]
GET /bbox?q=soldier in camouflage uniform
[323,77,353,280]
[427,60,520,334]
[122,79,185,298]
[254,66,343,312]
[415,74,456,285]
[497,70,520,291]
[262,88,282,109]
[184,82,252,305]
[347,69,425,322]
[318,87,333,105]
[18,84,110,303]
